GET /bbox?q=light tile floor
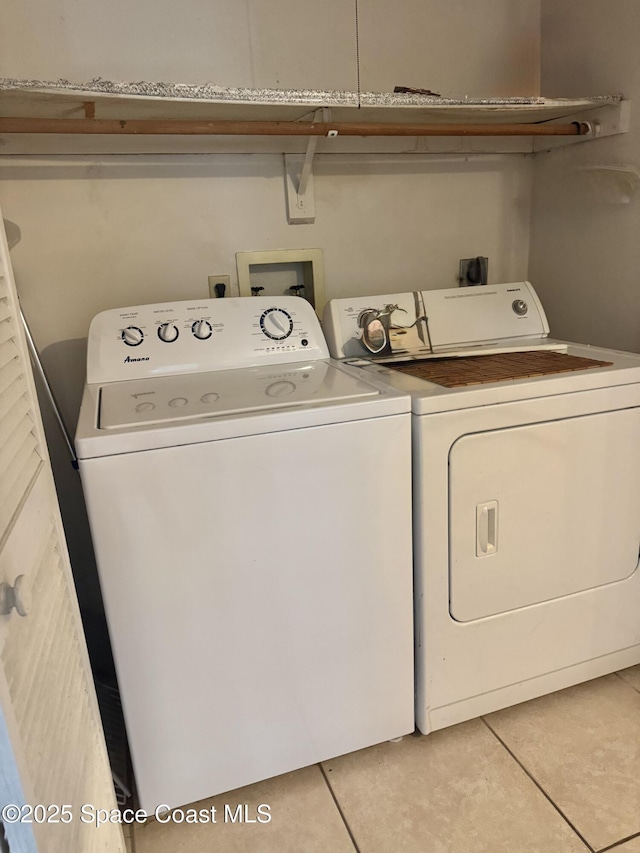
[126,667,640,853]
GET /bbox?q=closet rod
[0,118,591,137]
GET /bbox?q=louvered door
[0,214,124,853]
[0,275,41,537]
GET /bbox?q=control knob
[260,308,293,341]
[158,323,179,343]
[266,380,296,398]
[121,326,144,346]
[192,320,213,340]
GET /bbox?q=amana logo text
[124,355,150,363]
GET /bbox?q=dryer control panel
[86,297,330,384]
[323,281,550,360]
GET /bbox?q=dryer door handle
[476,501,498,557]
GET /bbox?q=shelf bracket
[297,130,318,197]
[284,108,330,224]
[576,165,640,204]
[533,100,631,152]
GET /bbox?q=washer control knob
[158,323,179,343]
[135,402,155,413]
[200,392,220,404]
[192,320,213,340]
[168,397,189,408]
[512,300,528,316]
[122,326,144,346]
[260,308,293,341]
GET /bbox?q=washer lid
[98,360,379,429]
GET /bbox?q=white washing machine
[75,296,414,812]
[323,282,640,734]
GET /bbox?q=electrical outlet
[208,275,230,298]
[459,257,488,287]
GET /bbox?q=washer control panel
[87,297,329,384]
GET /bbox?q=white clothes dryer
[323,282,640,734]
[75,296,414,812]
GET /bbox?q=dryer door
[449,407,640,622]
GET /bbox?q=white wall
[0,0,539,95]
[529,1,640,352]
[0,0,356,90]
[358,0,539,97]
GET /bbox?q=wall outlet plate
[459,256,488,287]
[284,154,316,224]
[208,275,230,298]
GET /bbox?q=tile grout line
[598,830,640,852]
[614,671,640,695]
[602,673,640,850]
[318,763,362,853]
[480,717,596,853]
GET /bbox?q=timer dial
[122,326,144,346]
[158,323,179,343]
[260,308,293,341]
[192,320,213,340]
